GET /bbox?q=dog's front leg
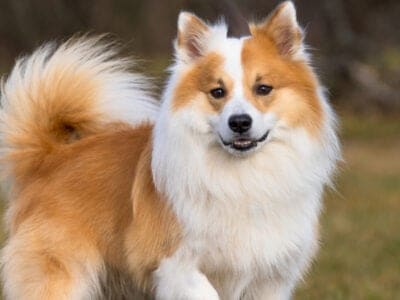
[243,280,294,300]
[153,252,219,300]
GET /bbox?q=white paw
[154,259,219,300]
[179,272,220,300]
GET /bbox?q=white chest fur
[151,107,337,299]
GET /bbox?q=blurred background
[0,0,399,299]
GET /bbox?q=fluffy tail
[0,36,158,181]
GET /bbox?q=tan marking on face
[241,32,323,135]
[172,52,233,113]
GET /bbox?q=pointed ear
[176,12,210,63]
[256,1,304,59]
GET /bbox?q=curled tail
[0,36,158,181]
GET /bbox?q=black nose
[228,114,252,133]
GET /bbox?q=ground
[0,115,399,299]
[296,115,400,299]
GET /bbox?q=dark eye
[210,88,226,99]
[255,84,273,96]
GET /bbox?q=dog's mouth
[220,131,269,152]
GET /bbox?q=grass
[0,115,399,299]
[296,115,400,299]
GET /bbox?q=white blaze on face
[209,37,277,149]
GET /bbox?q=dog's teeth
[233,140,252,147]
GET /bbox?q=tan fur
[241,32,323,135]
[253,2,303,57]
[177,13,209,59]
[171,36,322,137]
[1,65,103,186]
[171,11,322,136]
[172,52,232,112]
[2,216,103,299]
[0,37,177,299]
[1,5,327,298]
[3,122,181,299]
[126,140,182,291]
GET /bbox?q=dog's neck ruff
[151,82,338,234]
[150,47,340,281]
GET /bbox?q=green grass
[0,115,399,298]
[296,115,400,299]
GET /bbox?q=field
[0,115,399,299]
[296,115,400,299]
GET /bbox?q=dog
[0,1,339,299]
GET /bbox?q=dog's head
[164,1,323,156]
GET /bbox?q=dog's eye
[255,84,273,96]
[210,88,226,99]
